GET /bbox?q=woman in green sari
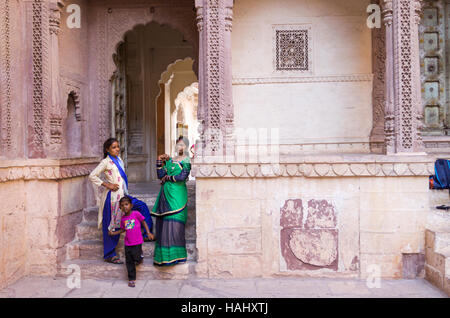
[151,136,191,266]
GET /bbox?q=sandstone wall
[194,162,429,278]
[232,0,372,153]
[0,159,97,289]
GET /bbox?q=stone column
[382,0,395,154]
[48,0,65,153]
[384,0,424,154]
[195,0,234,160]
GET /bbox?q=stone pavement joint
[0,276,447,298]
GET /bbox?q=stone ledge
[191,155,436,178]
[0,157,100,182]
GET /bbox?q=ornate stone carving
[232,74,372,85]
[381,0,424,153]
[195,0,234,158]
[370,0,386,153]
[275,30,309,71]
[30,0,50,157]
[61,76,83,122]
[0,159,99,182]
[191,158,434,178]
[0,0,12,153]
[393,0,424,152]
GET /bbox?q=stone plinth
[193,154,433,279]
[0,158,98,289]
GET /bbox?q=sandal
[105,256,124,264]
[128,281,135,288]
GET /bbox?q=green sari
[151,156,191,266]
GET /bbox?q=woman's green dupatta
[151,156,191,216]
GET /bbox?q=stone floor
[0,276,447,298]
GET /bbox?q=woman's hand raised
[103,182,119,191]
[158,154,170,161]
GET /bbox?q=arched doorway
[110,22,198,182]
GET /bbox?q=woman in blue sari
[89,138,153,264]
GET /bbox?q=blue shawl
[108,154,128,194]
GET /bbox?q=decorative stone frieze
[0,158,99,182]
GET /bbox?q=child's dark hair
[103,137,119,158]
[176,135,189,148]
[119,195,132,205]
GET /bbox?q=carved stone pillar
[48,0,64,152]
[382,0,395,154]
[28,0,64,158]
[195,0,234,159]
[29,0,51,158]
[383,0,424,154]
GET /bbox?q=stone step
[57,259,194,280]
[429,189,450,209]
[76,221,102,241]
[66,239,197,261]
[83,207,99,223]
[76,219,196,242]
[427,208,450,233]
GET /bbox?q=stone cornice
[191,155,437,178]
[0,157,100,182]
[232,74,373,85]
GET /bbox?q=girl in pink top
[109,196,154,287]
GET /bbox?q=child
[109,196,154,287]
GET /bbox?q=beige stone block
[194,261,209,278]
[27,247,57,271]
[207,228,262,255]
[425,264,443,289]
[360,253,402,279]
[444,276,450,297]
[359,177,428,193]
[261,201,281,275]
[197,178,253,201]
[3,214,26,261]
[302,178,360,198]
[425,247,446,274]
[25,180,58,218]
[360,191,428,212]
[360,232,422,254]
[360,210,427,233]
[208,255,262,278]
[60,177,84,215]
[337,197,360,272]
[425,229,436,249]
[26,217,50,248]
[0,180,26,214]
[3,257,26,286]
[212,199,261,229]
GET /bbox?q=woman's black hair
[119,195,132,205]
[103,137,119,158]
[176,135,189,148]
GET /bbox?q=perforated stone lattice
[275,29,309,71]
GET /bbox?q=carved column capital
[195,0,204,32]
[49,0,64,35]
[381,0,393,26]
